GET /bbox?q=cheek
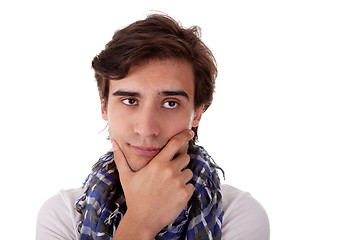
[163,112,195,135]
[107,111,129,140]
[175,109,196,128]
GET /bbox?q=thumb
[111,140,134,180]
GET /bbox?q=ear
[101,99,108,121]
[192,105,204,127]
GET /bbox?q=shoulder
[36,188,83,240]
[221,184,270,240]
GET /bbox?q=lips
[131,145,161,157]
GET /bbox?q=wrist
[113,211,158,240]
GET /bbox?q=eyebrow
[160,90,189,101]
[112,90,140,97]
[112,90,190,101]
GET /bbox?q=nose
[134,105,161,138]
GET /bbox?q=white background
[1,0,359,239]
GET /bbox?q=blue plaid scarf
[75,144,223,239]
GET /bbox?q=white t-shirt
[36,184,269,239]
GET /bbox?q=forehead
[109,59,195,98]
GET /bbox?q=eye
[163,101,178,109]
[122,98,138,106]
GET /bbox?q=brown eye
[122,98,138,106]
[163,101,178,109]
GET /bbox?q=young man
[37,14,270,240]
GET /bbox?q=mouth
[131,145,162,157]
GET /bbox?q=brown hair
[92,14,217,143]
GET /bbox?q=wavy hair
[92,14,217,143]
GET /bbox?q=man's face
[102,59,203,172]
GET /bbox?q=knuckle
[174,177,183,187]
[177,188,187,200]
[187,184,195,195]
[185,172,193,183]
[178,153,190,163]
[185,168,193,178]
[163,166,175,178]
[184,154,190,164]
[180,186,193,200]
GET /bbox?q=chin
[127,156,153,172]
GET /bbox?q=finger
[177,139,189,156]
[155,129,194,162]
[111,140,134,179]
[180,168,193,184]
[171,153,191,172]
[185,183,195,198]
